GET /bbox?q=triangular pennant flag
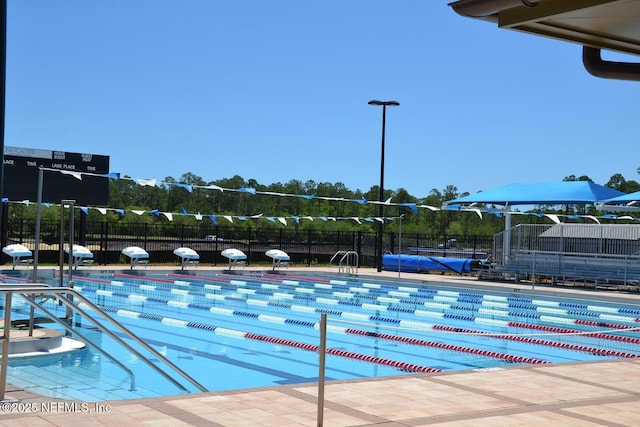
[238,187,256,195]
[224,215,234,223]
[584,215,600,224]
[419,204,440,211]
[97,208,107,215]
[60,171,83,180]
[209,215,218,225]
[351,217,361,224]
[194,213,203,221]
[544,214,561,224]
[203,184,224,192]
[132,210,145,216]
[176,183,193,193]
[137,178,156,187]
[162,212,173,221]
[277,217,287,226]
[399,203,418,214]
[150,209,160,216]
[80,206,89,215]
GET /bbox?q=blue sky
[5,1,639,200]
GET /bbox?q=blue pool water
[2,270,640,401]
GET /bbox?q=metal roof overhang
[448,0,640,81]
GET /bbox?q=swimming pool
[2,270,640,402]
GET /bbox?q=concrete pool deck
[2,266,640,426]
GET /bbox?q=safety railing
[0,285,207,400]
[329,251,359,274]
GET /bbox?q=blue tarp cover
[382,254,475,274]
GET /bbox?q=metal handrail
[330,251,359,274]
[0,285,207,400]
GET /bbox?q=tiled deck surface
[2,267,640,426]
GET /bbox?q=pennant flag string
[27,168,640,224]
[38,167,442,212]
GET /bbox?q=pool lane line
[73,284,551,364]
[140,271,640,325]
[75,276,640,346]
[157,273,640,328]
[72,283,638,362]
[82,289,550,364]
[85,304,442,374]
[73,277,640,353]
[162,272,640,322]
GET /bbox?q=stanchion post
[317,313,327,426]
[0,292,12,400]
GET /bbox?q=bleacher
[493,251,640,288]
[484,224,640,290]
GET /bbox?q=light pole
[368,100,399,272]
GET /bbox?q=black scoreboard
[3,146,110,205]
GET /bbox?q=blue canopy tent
[443,181,627,263]
[444,181,626,207]
[597,190,640,213]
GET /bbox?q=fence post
[247,227,252,265]
[307,229,312,266]
[357,231,362,268]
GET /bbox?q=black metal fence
[3,219,494,268]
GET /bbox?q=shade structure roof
[445,181,626,207]
[540,223,640,240]
[601,190,640,205]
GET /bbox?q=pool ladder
[0,285,208,400]
[330,251,359,274]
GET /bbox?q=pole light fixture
[368,100,399,272]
